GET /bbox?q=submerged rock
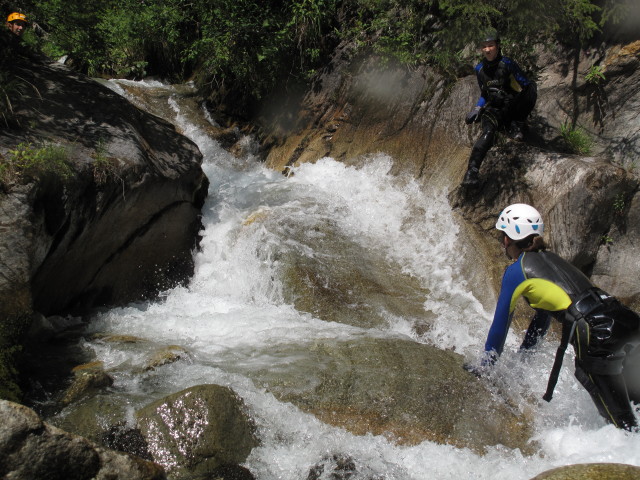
[143,345,191,371]
[253,337,535,454]
[136,384,259,477]
[61,361,114,405]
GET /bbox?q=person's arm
[520,309,551,350]
[475,64,487,107]
[483,261,525,363]
[504,57,531,90]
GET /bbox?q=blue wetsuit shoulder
[500,56,531,87]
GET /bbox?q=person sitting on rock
[6,12,28,37]
[465,203,640,430]
[461,30,537,186]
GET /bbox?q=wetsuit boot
[509,120,525,141]
[462,148,485,186]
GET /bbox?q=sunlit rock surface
[259,39,640,307]
[136,385,259,477]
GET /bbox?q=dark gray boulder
[0,56,208,400]
[0,59,208,317]
[0,399,166,480]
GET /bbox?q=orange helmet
[7,12,27,23]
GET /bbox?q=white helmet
[495,203,544,240]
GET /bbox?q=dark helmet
[480,29,500,44]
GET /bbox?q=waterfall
[48,79,640,480]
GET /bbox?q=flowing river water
[43,79,640,479]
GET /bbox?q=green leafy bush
[585,64,606,85]
[0,142,71,186]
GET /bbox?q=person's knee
[474,130,495,152]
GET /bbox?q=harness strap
[542,287,611,402]
[543,318,576,402]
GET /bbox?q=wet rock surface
[0,53,208,405]
[259,39,640,307]
[253,337,534,453]
[136,384,259,478]
[0,399,166,480]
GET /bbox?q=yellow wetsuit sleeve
[510,278,572,312]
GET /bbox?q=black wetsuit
[484,249,640,429]
[463,54,537,184]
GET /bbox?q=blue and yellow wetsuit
[484,250,640,429]
[485,250,591,358]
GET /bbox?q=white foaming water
[82,81,640,479]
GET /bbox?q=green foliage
[585,64,605,85]
[598,0,636,28]
[613,192,626,216]
[91,140,122,185]
[21,0,619,99]
[0,142,71,186]
[600,233,613,245]
[560,0,601,42]
[560,120,592,155]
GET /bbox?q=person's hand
[465,106,482,124]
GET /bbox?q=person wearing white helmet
[466,203,640,430]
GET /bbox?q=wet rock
[208,464,257,480]
[0,55,209,400]
[0,399,166,480]
[449,142,638,272]
[48,394,138,443]
[101,423,153,461]
[144,345,190,371]
[0,59,209,322]
[254,337,534,453]
[592,192,640,310]
[61,361,114,405]
[530,463,640,480]
[91,333,143,344]
[278,218,429,329]
[136,384,259,478]
[257,38,640,308]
